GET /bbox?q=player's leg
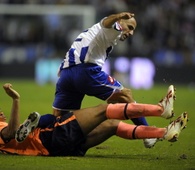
[106,85,176,120]
[73,84,175,137]
[106,86,175,148]
[73,104,108,136]
[116,112,188,141]
[38,114,56,128]
[81,112,188,151]
[73,99,169,137]
[52,66,85,116]
[81,119,119,150]
[15,112,41,142]
[105,85,176,148]
[75,65,150,126]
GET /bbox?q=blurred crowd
[0,0,194,67]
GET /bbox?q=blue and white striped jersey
[61,19,122,69]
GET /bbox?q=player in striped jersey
[52,12,156,148]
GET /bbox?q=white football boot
[144,85,176,148]
[164,112,188,142]
[159,85,176,119]
[15,112,40,142]
[143,138,159,148]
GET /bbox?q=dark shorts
[39,112,87,156]
[52,63,123,110]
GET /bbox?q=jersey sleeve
[100,18,121,44]
[0,122,8,144]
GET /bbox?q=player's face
[119,17,136,41]
[0,110,6,122]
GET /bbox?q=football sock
[116,121,135,139]
[131,101,149,126]
[132,125,165,139]
[106,103,163,120]
[116,121,165,139]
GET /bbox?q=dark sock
[131,117,148,126]
[38,114,56,128]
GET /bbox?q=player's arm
[102,12,134,28]
[1,83,20,141]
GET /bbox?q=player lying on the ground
[0,83,188,156]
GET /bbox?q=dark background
[0,0,194,85]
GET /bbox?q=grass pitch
[0,79,194,170]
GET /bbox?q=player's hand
[3,83,20,99]
[118,12,134,20]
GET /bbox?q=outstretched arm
[102,12,134,28]
[1,83,20,141]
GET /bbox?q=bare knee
[107,87,135,103]
[93,103,109,112]
[106,119,120,128]
[52,108,61,116]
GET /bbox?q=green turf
[0,79,194,170]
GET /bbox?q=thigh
[107,87,135,103]
[73,104,108,136]
[82,119,120,150]
[53,68,85,110]
[73,64,124,101]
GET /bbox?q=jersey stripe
[68,48,76,66]
[75,38,82,42]
[80,46,89,63]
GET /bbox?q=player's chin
[119,36,128,41]
[119,37,126,41]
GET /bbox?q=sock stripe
[132,126,139,139]
[124,103,129,119]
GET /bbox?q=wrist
[13,98,20,101]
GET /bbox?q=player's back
[62,21,120,68]
[0,128,49,156]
